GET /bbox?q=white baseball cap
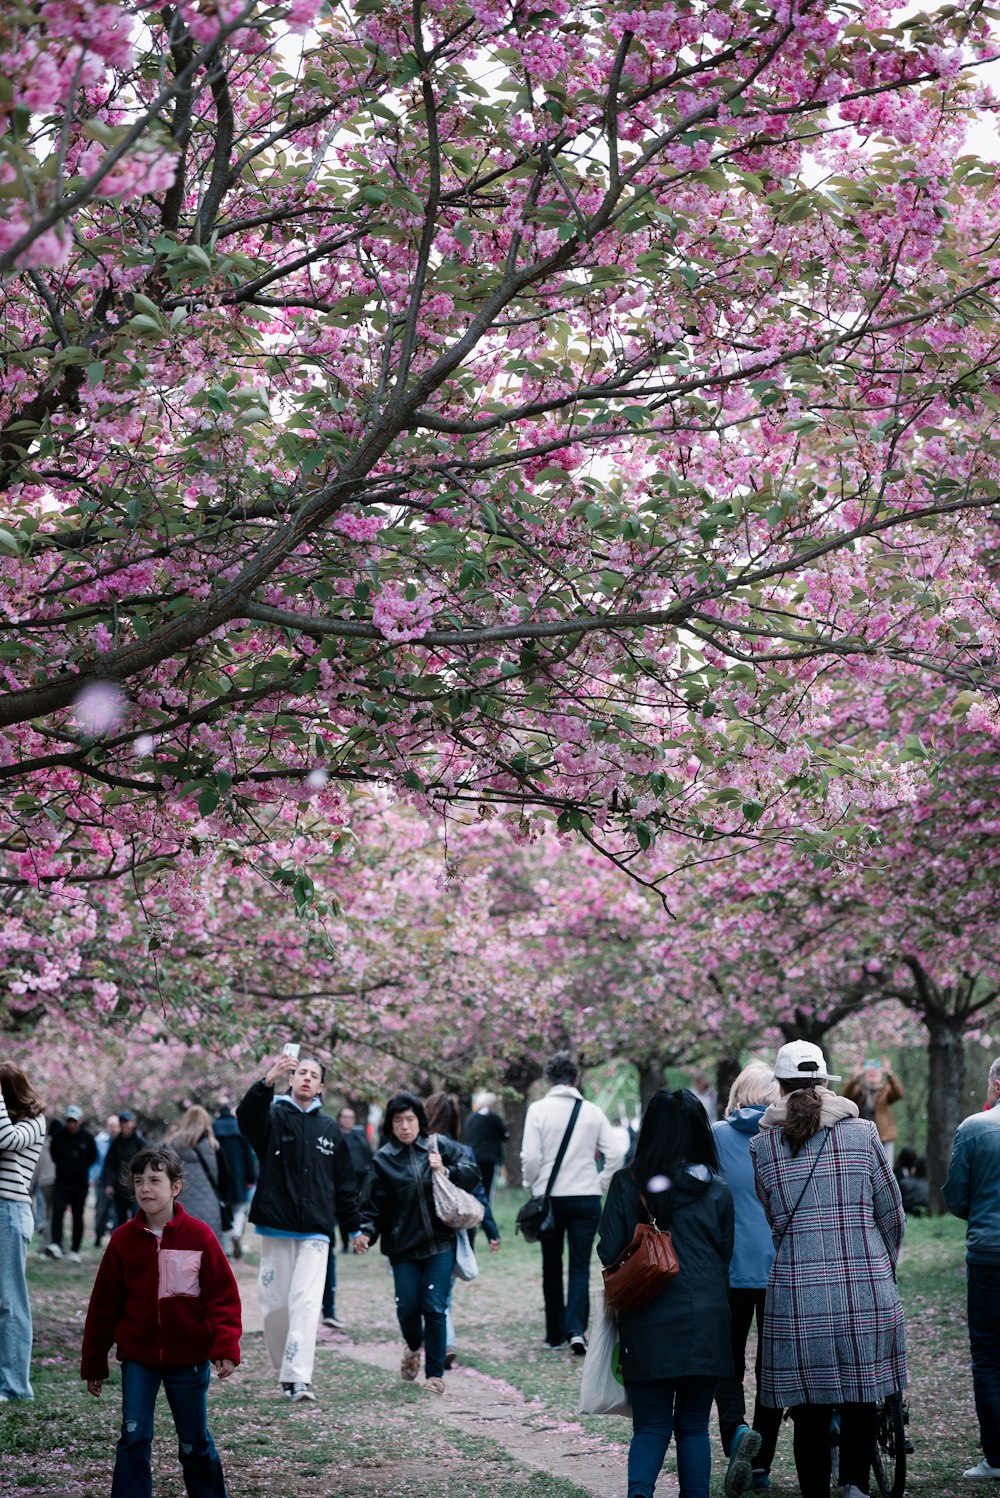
[773,1040,841,1084]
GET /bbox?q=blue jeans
[391,1248,455,1379]
[112,1361,228,1498]
[540,1195,601,1344]
[626,1376,718,1498]
[0,1199,34,1400]
[969,1263,1000,1467]
[322,1242,337,1319]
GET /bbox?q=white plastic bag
[578,1289,632,1417]
[453,1227,479,1282]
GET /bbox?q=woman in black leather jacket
[357,1091,480,1393]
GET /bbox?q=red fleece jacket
[80,1202,242,1380]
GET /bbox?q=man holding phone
[237,1050,366,1404]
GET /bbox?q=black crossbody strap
[544,1098,583,1202]
[773,1125,833,1253]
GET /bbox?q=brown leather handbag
[602,1192,679,1313]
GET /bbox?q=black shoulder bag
[516,1098,583,1243]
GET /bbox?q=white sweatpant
[257,1234,328,1385]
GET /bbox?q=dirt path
[236,1263,658,1498]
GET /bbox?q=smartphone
[283,1043,301,1061]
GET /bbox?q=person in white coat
[521,1052,624,1353]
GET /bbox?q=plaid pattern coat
[750,1116,907,1407]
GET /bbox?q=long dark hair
[381,1090,429,1144]
[631,1089,718,1221]
[0,1062,45,1121]
[778,1080,822,1156]
[424,1092,461,1139]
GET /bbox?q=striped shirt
[0,1092,46,1203]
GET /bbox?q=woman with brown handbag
[597,1089,734,1498]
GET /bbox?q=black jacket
[359,1133,480,1262]
[237,1082,361,1239]
[102,1130,149,1196]
[598,1164,734,1383]
[464,1110,509,1166]
[341,1126,374,1180]
[213,1108,258,1208]
[51,1126,97,1188]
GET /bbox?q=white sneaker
[322,1314,345,1329]
[67,1251,81,1264]
[290,1382,316,1402]
[964,1460,1000,1481]
[842,1486,871,1498]
[43,1244,63,1260]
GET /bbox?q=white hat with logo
[773,1040,841,1084]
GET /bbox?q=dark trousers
[94,1185,114,1245]
[540,1195,601,1345]
[715,1287,783,1470]
[790,1401,878,1497]
[969,1263,1000,1466]
[50,1181,88,1253]
[391,1247,455,1379]
[322,1243,337,1319]
[112,1360,228,1498]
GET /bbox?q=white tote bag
[453,1227,480,1282]
[578,1289,632,1417]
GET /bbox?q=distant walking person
[464,1092,509,1203]
[163,1106,231,1242]
[357,1090,480,1394]
[520,1052,624,1353]
[712,1062,782,1495]
[48,1106,97,1262]
[213,1101,257,1259]
[842,1059,904,1168]
[598,1089,734,1498]
[237,1052,364,1403]
[92,1115,120,1248]
[0,1062,46,1403]
[943,1055,1000,1483]
[81,1145,241,1498]
[751,1041,907,1498]
[102,1111,148,1229]
[337,1107,373,1250]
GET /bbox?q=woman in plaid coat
[750,1041,906,1498]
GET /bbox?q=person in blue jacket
[712,1062,782,1496]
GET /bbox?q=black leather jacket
[359,1134,480,1261]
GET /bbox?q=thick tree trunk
[925,1019,966,1213]
[715,1055,742,1119]
[500,1054,543,1189]
[504,1092,528,1188]
[637,1060,667,1112]
[778,1009,830,1047]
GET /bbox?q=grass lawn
[0,1192,979,1496]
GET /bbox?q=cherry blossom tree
[1,0,999,927]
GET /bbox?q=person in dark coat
[751,1041,906,1498]
[712,1062,782,1494]
[464,1093,509,1202]
[357,1090,481,1395]
[336,1107,373,1251]
[213,1102,257,1257]
[598,1088,734,1498]
[49,1106,97,1261]
[101,1111,148,1230]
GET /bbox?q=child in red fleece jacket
[81,1145,242,1498]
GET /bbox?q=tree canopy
[2,0,999,918]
